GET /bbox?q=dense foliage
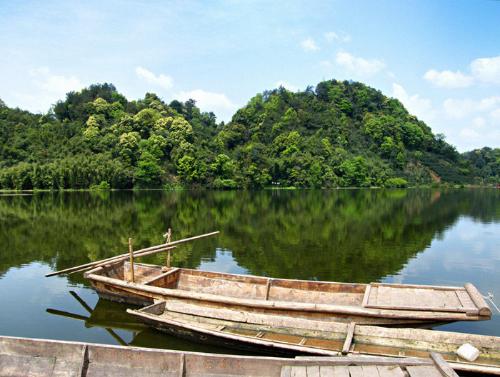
[0,81,498,189]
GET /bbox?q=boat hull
[128,302,500,376]
[85,261,491,326]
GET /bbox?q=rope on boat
[484,292,500,314]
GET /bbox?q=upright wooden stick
[128,238,134,282]
[165,228,172,268]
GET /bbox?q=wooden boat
[84,261,492,326]
[128,300,500,376]
[0,335,460,377]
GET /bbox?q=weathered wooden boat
[0,335,460,377]
[128,300,500,375]
[84,261,492,326]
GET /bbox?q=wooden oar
[45,231,220,277]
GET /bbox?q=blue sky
[1,0,499,151]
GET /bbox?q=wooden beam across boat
[0,335,455,377]
[127,300,500,376]
[84,261,492,326]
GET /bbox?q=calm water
[0,189,499,354]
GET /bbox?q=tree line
[0,81,498,190]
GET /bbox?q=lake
[0,189,498,354]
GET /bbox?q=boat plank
[281,366,291,377]
[430,352,459,377]
[341,322,355,354]
[177,274,267,300]
[269,286,362,306]
[307,365,320,377]
[442,291,461,308]
[0,354,57,377]
[361,285,371,307]
[368,286,378,306]
[376,366,405,377]
[362,365,380,376]
[320,366,349,377]
[365,286,476,313]
[406,366,442,377]
[290,366,307,377]
[375,286,392,307]
[370,282,459,291]
[348,366,364,377]
[456,290,476,311]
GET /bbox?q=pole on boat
[164,228,172,268]
[128,238,135,283]
[45,230,220,277]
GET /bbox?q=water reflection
[0,189,499,346]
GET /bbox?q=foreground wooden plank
[348,366,364,377]
[3,335,454,377]
[290,366,307,377]
[376,365,405,377]
[430,352,459,377]
[406,365,442,377]
[321,366,349,377]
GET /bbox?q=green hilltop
[0,80,498,189]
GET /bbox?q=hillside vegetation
[0,81,498,189]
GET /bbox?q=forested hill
[0,81,498,190]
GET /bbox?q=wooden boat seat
[362,283,490,315]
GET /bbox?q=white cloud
[275,81,298,91]
[490,108,500,121]
[335,51,385,76]
[424,55,500,89]
[324,31,351,43]
[175,89,237,122]
[443,96,500,119]
[300,38,319,52]
[423,69,473,88]
[29,67,82,96]
[14,67,84,112]
[319,60,334,69]
[391,83,433,120]
[443,98,476,119]
[472,116,486,128]
[135,66,173,90]
[459,128,480,139]
[478,96,500,111]
[470,56,500,84]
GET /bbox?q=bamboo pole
[128,238,135,282]
[165,228,172,268]
[45,231,219,277]
[68,246,177,276]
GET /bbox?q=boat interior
[94,261,366,306]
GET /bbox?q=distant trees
[0,81,496,190]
